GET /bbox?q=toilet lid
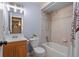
[34,47,45,54]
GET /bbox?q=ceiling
[42,2,73,13]
[7,2,47,8]
[31,2,47,6]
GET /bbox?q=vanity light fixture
[7,4,24,13]
[16,6,24,13]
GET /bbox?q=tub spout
[46,36,49,42]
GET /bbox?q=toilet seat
[34,47,45,54]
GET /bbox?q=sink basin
[12,36,18,38]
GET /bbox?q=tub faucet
[46,36,49,42]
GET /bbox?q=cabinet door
[15,45,27,57]
[3,45,15,57]
[3,40,28,57]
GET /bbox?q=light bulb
[20,9,23,13]
[7,5,10,11]
[14,8,17,12]
[14,5,17,12]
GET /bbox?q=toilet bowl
[29,37,45,57]
[34,47,45,57]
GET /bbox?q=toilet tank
[30,37,40,48]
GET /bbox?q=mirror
[10,16,22,34]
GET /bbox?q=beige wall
[51,5,73,47]
[40,12,51,44]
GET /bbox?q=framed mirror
[10,16,22,34]
[12,17,21,34]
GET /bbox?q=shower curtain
[73,2,79,57]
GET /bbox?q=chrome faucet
[46,36,49,42]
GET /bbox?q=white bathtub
[42,42,69,57]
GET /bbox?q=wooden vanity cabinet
[3,40,29,57]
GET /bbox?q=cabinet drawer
[3,40,27,47]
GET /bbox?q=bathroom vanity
[0,3,31,57]
[3,39,29,57]
[2,7,29,57]
[2,13,29,57]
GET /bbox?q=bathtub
[42,42,69,57]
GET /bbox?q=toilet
[30,37,45,57]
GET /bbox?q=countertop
[5,36,29,43]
